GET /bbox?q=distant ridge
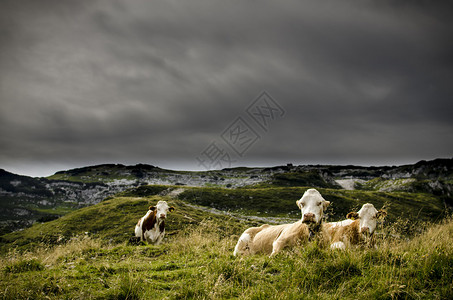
[53,163,163,175]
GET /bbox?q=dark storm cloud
[1,0,452,176]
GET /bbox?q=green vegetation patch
[118,185,170,197]
[269,171,339,188]
[3,258,44,273]
[1,217,452,299]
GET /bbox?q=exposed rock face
[335,179,366,190]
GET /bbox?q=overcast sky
[1,0,452,177]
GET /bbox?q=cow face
[150,201,175,220]
[347,203,386,236]
[296,189,330,224]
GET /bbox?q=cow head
[149,201,175,220]
[346,203,386,236]
[296,189,330,225]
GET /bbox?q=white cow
[323,203,387,250]
[135,201,175,245]
[233,189,330,256]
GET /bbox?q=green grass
[1,212,452,299]
[1,183,451,299]
[32,204,78,216]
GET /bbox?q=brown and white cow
[322,203,386,250]
[135,201,175,245]
[233,189,330,256]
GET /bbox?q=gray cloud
[1,0,452,176]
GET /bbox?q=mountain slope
[1,158,452,235]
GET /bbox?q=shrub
[4,258,44,273]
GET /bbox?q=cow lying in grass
[233,189,330,256]
[322,203,386,250]
[135,201,175,245]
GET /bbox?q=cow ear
[296,200,302,209]
[323,201,330,209]
[377,210,387,219]
[347,212,359,220]
[169,206,175,212]
[149,206,156,211]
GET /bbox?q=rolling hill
[1,158,452,236]
[0,190,452,299]
[1,182,448,255]
[0,194,251,254]
[1,159,452,299]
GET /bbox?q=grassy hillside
[4,159,448,237]
[0,195,252,255]
[1,184,447,253]
[1,197,452,299]
[1,182,451,298]
[122,185,447,224]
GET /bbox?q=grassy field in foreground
[1,185,451,299]
[1,215,452,299]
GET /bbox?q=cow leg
[270,224,309,256]
[155,232,165,245]
[134,225,143,242]
[330,241,346,250]
[234,225,270,256]
[271,233,299,256]
[270,239,286,256]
